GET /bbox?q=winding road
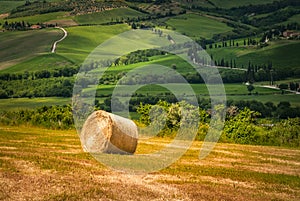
[51,27,67,53]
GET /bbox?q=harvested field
[0,126,299,200]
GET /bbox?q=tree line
[0,67,78,81]
[0,99,299,147]
[0,77,74,98]
[0,105,73,129]
[137,101,300,147]
[2,20,56,31]
[96,92,300,119]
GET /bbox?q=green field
[207,40,300,71]
[0,3,299,199]
[0,11,70,25]
[0,54,74,73]
[210,0,276,8]
[0,0,25,14]
[95,83,280,96]
[93,82,300,106]
[226,93,300,107]
[0,28,63,70]
[57,24,130,63]
[0,97,71,111]
[0,126,299,200]
[166,14,232,39]
[74,8,146,25]
[0,83,298,111]
[280,13,300,25]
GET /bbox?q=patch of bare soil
[0,13,9,19]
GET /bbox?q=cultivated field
[0,1,25,14]
[166,14,232,39]
[1,54,74,73]
[0,97,70,111]
[0,126,299,200]
[0,29,63,70]
[57,24,130,63]
[74,8,146,25]
[207,40,300,71]
[209,0,276,8]
[0,12,70,25]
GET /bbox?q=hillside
[0,28,63,70]
[0,0,299,114]
[0,0,299,200]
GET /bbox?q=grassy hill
[173,0,277,9]
[57,24,130,63]
[0,2,299,200]
[1,54,74,73]
[74,7,146,25]
[0,11,70,25]
[0,0,25,14]
[207,40,300,72]
[0,8,146,27]
[209,0,276,8]
[0,28,63,70]
[286,13,300,23]
[166,13,233,39]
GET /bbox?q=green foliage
[137,100,207,137]
[136,101,300,146]
[223,108,261,144]
[247,84,255,94]
[207,40,300,80]
[0,105,74,129]
[263,118,300,147]
[0,66,78,80]
[0,77,74,98]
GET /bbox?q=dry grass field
[0,126,299,200]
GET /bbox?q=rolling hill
[0,1,299,200]
[0,28,63,70]
[166,13,233,39]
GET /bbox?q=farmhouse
[283,30,300,38]
[30,25,42,29]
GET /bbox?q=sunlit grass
[0,125,299,200]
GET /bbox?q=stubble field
[0,126,299,200]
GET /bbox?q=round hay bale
[80,110,138,155]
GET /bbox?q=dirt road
[51,27,67,53]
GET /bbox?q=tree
[224,108,261,144]
[247,84,255,95]
[278,101,290,108]
[0,90,8,99]
[289,82,296,91]
[131,22,137,29]
[278,83,288,94]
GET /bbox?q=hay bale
[80,110,138,154]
